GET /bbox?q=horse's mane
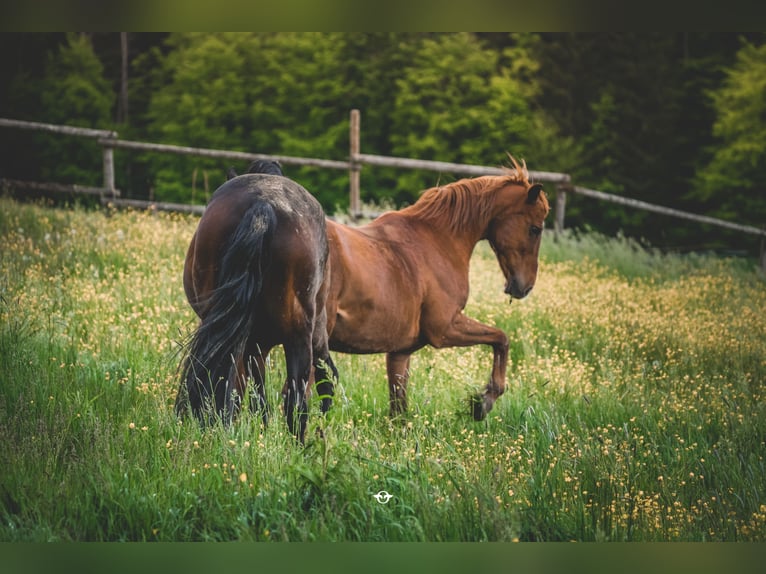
[403,156,532,232]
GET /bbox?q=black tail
[177,201,278,424]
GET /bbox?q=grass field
[1,196,765,541]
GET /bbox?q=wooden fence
[1,112,765,270]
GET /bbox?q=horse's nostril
[506,279,533,299]
[523,285,533,297]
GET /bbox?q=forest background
[0,32,765,256]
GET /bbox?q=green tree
[389,33,536,199]
[121,33,563,210]
[0,34,61,181]
[143,33,353,206]
[36,33,114,186]
[142,33,250,203]
[531,33,759,245]
[251,33,352,208]
[695,40,766,227]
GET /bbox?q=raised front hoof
[471,394,493,421]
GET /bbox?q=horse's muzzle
[505,278,533,300]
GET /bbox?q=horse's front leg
[434,313,509,421]
[313,354,338,414]
[386,352,411,417]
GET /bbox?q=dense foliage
[0,32,765,253]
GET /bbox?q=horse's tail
[176,201,278,424]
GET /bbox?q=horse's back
[208,174,324,223]
[185,174,328,318]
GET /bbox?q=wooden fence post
[554,185,567,241]
[349,109,361,217]
[102,143,115,200]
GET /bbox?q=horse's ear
[526,183,543,204]
[226,167,238,180]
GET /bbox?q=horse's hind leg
[221,357,244,426]
[312,308,337,414]
[282,337,313,443]
[245,343,272,427]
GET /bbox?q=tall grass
[1,197,765,541]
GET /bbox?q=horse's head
[486,181,549,302]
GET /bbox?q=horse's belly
[329,308,420,354]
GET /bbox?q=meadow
[1,196,765,541]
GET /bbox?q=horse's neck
[384,210,484,265]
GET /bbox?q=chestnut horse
[324,159,549,420]
[176,168,337,442]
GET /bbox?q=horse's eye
[530,225,543,238]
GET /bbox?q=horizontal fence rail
[1,112,764,271]
[103,197,205,215]
[0,178,119,198]
[570,185,766,238]
[352,152,572,184]
[0,117,117,139]
[101,138,352,171]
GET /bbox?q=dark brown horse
[176,168,337,442]
[324,158,549,420]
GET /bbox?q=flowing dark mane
[402,157,532,232]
